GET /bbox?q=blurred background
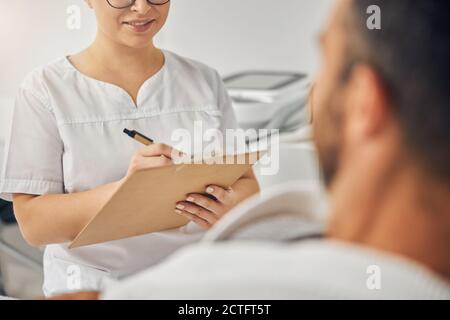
[0,0,332,298]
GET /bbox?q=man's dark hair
[345,0,450,182]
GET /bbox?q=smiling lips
[123,19,156,33]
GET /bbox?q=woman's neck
[69,32,165,104]
[87,32,163,76]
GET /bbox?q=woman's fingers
[175,202,219,225]
[175,193,228,229]
[136,143,184,159]
[127,155,173,175]
[175,209,212,230]
[141,155,173,167]
[184,194,223,214]
[205,185,232,205]
[127,143,185,175]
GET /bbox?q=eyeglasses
[106,0,170,9]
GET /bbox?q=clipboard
[69,152,261,248]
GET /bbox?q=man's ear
[85,0,93,9]
[345,64,392,141]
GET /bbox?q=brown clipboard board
[69,152,261,248]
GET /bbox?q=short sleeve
[0,87,64,201]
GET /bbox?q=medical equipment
[224,71,311,131]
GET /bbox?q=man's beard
[313,89,345,188]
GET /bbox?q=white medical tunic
[0,50,239,296]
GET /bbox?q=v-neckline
[64,50,169,109]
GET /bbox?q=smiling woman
[86,0,171,48]
[0,0,259,297]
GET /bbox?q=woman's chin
[121,38,155,50]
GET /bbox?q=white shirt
[0,50,239,296]
[102,240,450,300]
[101,187,450,300]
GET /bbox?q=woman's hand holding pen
[126,143,183,177]
[123,129,259,231]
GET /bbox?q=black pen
[123,128,154,146]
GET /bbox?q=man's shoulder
[123,240,450,300]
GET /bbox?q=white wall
[162,0,332,76]
[0,0,96,97]
[0,0,333,136]
[0,0,97,134]
[0,0,332,95]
